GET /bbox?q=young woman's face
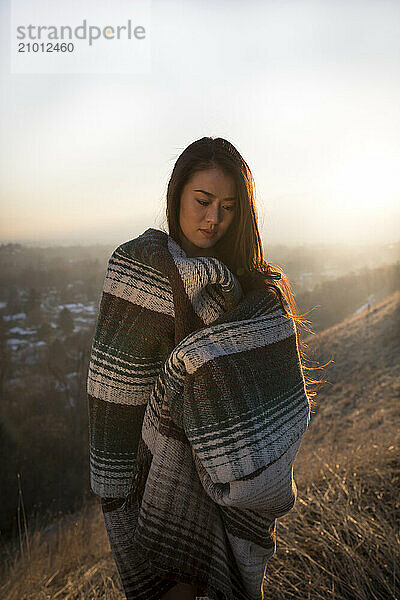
[179,167,236,257]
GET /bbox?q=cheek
[224,212,235,228]
[179,200,190,223]
[184,202,201,222]
[180,201,198,230]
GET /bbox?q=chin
[198,237,215,246]
[180,229,219,257]
[197,231,219,244]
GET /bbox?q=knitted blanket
[87,228,310,600]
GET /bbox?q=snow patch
[9,327,36,336]
[7,338,29,347]
[3,313,26,321]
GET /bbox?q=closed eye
[196,199,235,211]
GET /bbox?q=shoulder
[109,228,155,259]
[104,230,172,297]
[101,231,174,313]
[247,284,287,315]
[108,228,169,268]
[249,286,296,335]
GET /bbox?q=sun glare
[327,151,399,209]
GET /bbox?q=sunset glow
[1,0,399,246]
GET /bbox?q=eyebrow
[194,189,236,202]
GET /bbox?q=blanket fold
[87,227,310,600]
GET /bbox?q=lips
[200,229,217,238]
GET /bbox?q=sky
[0,0,399,247]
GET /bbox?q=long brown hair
[163,136,327,406]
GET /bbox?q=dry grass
[0,502,125,600]
[263,437,399,600]
[1,291,399,599]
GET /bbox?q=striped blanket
[87,228,310,600]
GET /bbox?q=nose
[206,203,222,225]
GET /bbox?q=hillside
[297,288,400,481]
[1,291,399,600]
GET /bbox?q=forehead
[187,168,236,195]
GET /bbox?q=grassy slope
[1,292,399,600]
[263,290,400,600]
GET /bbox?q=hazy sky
[1,0,399,247]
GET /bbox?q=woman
[87,137,316,600]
